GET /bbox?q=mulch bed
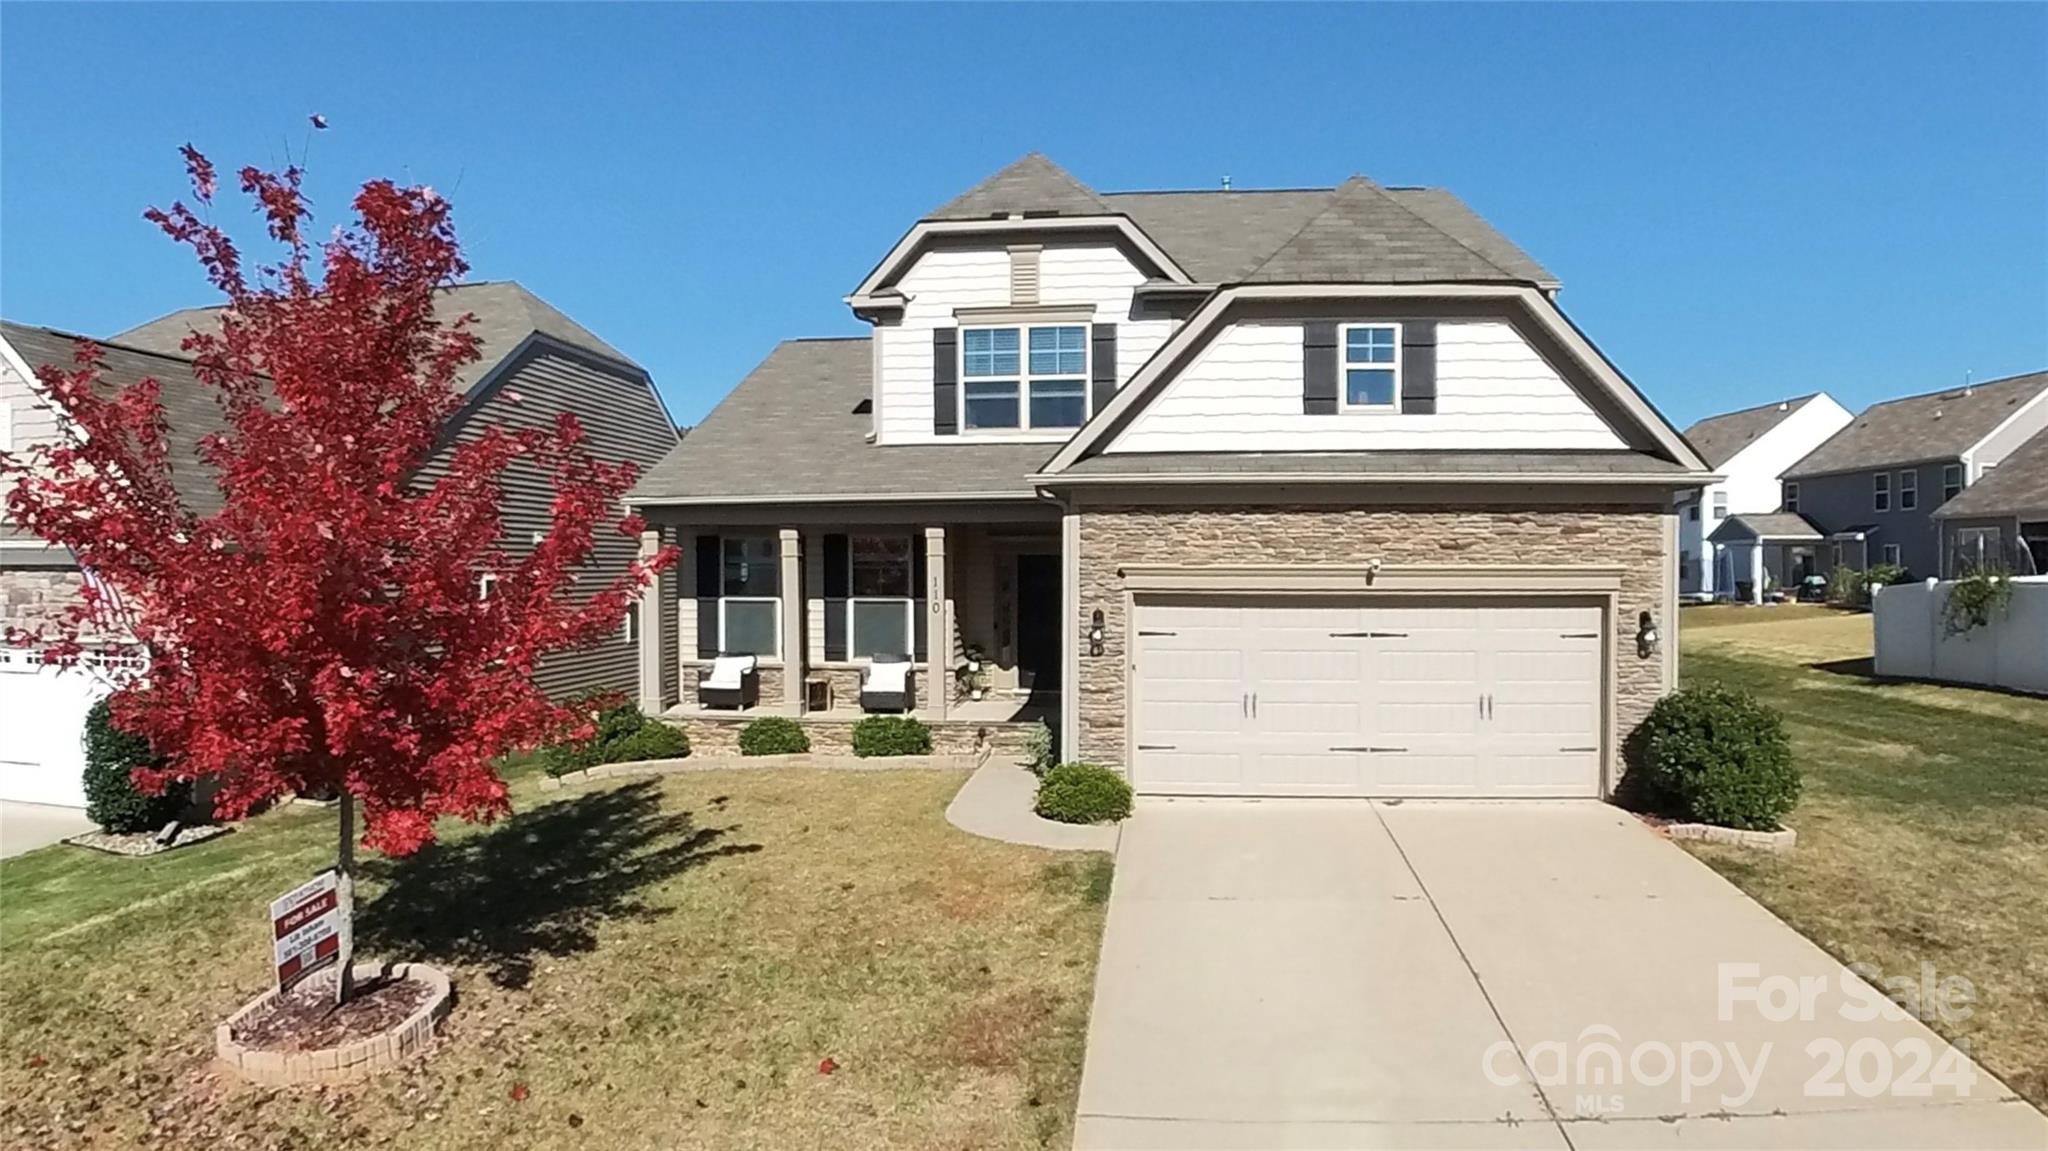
[64,824,231,857]
[230,971,435,1053]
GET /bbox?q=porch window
[1340,323,1400,409]
[1784,482,1800,513]
[1882,543,1902,567]
[1942,464,1963,503]
[848,534,915,660]
[960,324,1088,431]
[1873,472,1891,513]
[1951,527,1998,576]
[1898,469,1918,511]
[720,535,780,657]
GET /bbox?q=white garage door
[0,648,111,808]
[1131,599,1603,798]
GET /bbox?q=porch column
[780,528,804,712]
[924,526,949,720]
[675,531,697,704]
[636,528,665,715]
[1060,510,1079,762]
[1750,543,1765,605]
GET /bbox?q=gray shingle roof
[2,320,230,516]
[1934,429,2048,519]
[923,156,1556,288]
[111,281,637,394]
[1784,371,2048,479]
[1054,450,1692,478]
[627,338,1055,503]
[1683,395,1818,468]
[927,154,1111,221]
[1709,512,1825,543]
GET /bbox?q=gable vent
[1009,244,1042,306]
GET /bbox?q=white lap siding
[1106,320,1628,453]
[873,244,1174,445]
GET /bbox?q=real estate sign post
[269,870,344,992]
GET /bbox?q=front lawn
[1678,609,2048,1109]
[0,769,1112,1149]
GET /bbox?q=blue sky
[2,3,2043,430]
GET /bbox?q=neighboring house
[1932,426,2048,575]
[623,154,1714,802]
[1675,393,1851,600]
[0,282,679,807]
[1738,370,2048,589]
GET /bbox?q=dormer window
[961,324,1088,430]
[1340,323,1401,409]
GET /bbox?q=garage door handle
[1330,746,1406,753]
[1559,746,1597,753]
[1560,632,1599,639]
[1138,630,1177,637]
[1138,744,1176,751]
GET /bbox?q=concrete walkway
[945,760,1119,852]
[0,801,94,859]
[1075,799,2046,1149]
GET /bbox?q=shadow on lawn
[357,780,759,988]
[1809,656,1878,681]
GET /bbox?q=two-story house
[1676,394,1852,601]
[1735,371,2048,590]
[624,155,1715,801]
[0,282,680,807]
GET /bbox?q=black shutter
[823,533,849,661]
[1401,321,1438,415]
[912,535,929,661]
[1090,323,1118,416]
[1303,321,1338,414]
[933,328,959,436]
[694,534,721,659]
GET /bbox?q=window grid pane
[850,599,911,660]
[723,536,779,597]
[722,599,778,657]
[850,535,912,597]
[1346,369,1396,407]
[1346,326,1397,364]
[1029,378,1087,428]
[963,328,1020,377]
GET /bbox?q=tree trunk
[334,791,356,1007]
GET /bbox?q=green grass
[1679,611,2048,1108]
[0,770,1111,1150]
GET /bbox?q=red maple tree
[1,149,673,861]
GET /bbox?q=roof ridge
[1861,369,2048,408]
[1239,185,1347,281]
[783,335,870,344]
[1240,175,1521,283]
[1102,186,1338,198]
[1347,176,1523,281]
[1690,393,1821,423]
[2,319,211,371]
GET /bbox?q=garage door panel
[1131,599,1603,799]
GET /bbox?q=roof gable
[927,153,1110,221]
[1935,428,2048,519]
[1785,371,2048,478]
[1683,395,1818,468]
[1241,177,1522,284]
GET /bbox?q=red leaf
[818,1058,837,1075]
[510,1083,529,1102]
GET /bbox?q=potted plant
[956,646,992,701]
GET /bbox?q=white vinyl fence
[1872,577,2048,696]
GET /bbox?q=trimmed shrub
[1021,718,1056,775]
[851,715,932,758]
[1633,684,1800,831]
[1034,762,1133,825]
[738,716,810,756]
[608,722,691,763]
[539,738,605,778]
[540,694,671,776]
[82,698,189,833]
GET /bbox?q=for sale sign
[270,871,342,991]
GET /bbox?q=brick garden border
[1659,821,1797,853]
[216,962,451,1086]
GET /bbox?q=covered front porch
[628,499,1069,730]
[1709,512,1826,603]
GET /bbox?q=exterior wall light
[1636,610,1661,659]
[1088,609,1105,657]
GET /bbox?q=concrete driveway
[0,800,93,859]
[1075,800,2046,1149]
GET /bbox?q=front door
[1016,554,1061,690]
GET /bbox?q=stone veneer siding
[0,568,85,638]
[1074,504,1672,787]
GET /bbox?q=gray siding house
[4,281,679,702]
[1933,427,2048,575]
[1759,371,2048,580]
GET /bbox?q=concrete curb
[946,761,1120,853]
[216,961,451,1086]
[1661,820,1797,853]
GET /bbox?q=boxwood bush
[1034,763,1133,825]
[1633,683,1799,831]
[738,716,810,756]
[607,722,691,763]
[851,715,932,758]
[82,697,190,834]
